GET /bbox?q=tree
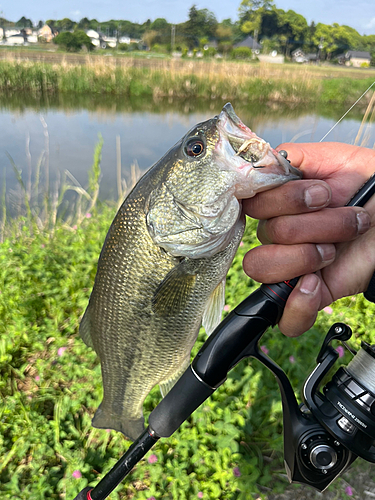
[16,16,33,28]
[53,30,93,52]
[57,18,75,32]
[239,0,275,35]
[143,30,158,48]
[78,17,91,30]
[310,23,361,60]
[150,18,169,31]
[183,5,218,48]
[277,9,308,55]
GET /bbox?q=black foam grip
[148,366,214,437]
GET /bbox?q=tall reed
[1,57,374,105]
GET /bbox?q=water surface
[1,94,374,217]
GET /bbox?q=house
[233,35,261,52]
[291,49,318,63]
[341,50,371,67]
[119,36,131,44]
[38,24,59,42]
[291,48,307,63]
[3,33,27,46]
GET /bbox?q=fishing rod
[74,167,375,499]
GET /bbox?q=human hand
[243,142,375,337]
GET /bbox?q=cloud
[70,10,81,19]
[365,17,375,29]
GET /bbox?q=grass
[0,55,375,106]
[2,132,375,499]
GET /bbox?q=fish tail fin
[79,308,95,349]
[92,403,145,442]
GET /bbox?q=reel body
[260,322,375,491]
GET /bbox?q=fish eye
[185,139,205,157]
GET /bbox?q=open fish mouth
[217,103,301,178]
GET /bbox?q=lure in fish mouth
[216,103,301,199]
[80,103,302,441]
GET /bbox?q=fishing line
[319,81,375,142]
[346,346,375,394]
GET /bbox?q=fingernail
[299,274,319,294]
[316,243,335,263]
[304,184,331,209]
[356,210,371,234]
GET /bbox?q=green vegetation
[1,138,375,499]
[5,1,375,62]
[1,58,375,107]
[53,30,93,52]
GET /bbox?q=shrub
[232,47,253,60]
[118,43,129,52]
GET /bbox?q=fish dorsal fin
[152,259,198,316]
[159,356,191,397]
[202,278,226,336]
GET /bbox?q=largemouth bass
[80,103,301,441]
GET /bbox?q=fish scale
[80,103,302,441]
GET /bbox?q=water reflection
[1,93,374,219]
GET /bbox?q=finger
[257,207,371,245]
[278,274,322,337]
[243,179,331,219]
[243,243,335,283]
[277,143,375,206]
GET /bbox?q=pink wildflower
[198,493,203,498]
[35,375,40,381]
[41,244,45,248]
[73,225,78,230]
[147,497,156,500]
[85,213,92,219]
[336,346,345,358]
[72,470,82,479]
[323,306,333,314]
[223,305,230,312]
[58,347,67,357]
[233,467,241,477]
[148,454,158,464]
[239,241,244,247]
[260,345,269,355]
[289,356,295,364]
[345,485,353,496]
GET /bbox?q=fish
[80,103,302,441]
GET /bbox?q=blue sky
[1,0,374,35]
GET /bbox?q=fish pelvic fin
[152,259,199,316]
[202,278,226,336]
[79,308,94,349]
[92,403,145,442]
[159,356,190,397]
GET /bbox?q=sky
[1,0,375,36]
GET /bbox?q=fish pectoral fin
[202,278,226,336]
[159,356,191,397]
[152,260,198,316]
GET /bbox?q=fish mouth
[217,103,302,180]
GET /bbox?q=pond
[1,93,374,219]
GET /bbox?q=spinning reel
[255,320,375,491]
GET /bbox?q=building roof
[346,50,371,59]
[234,35,261,50]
